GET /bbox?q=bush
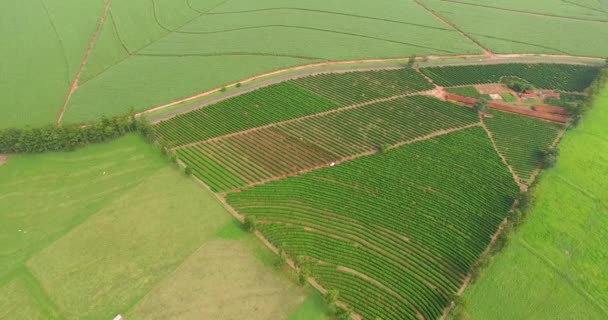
[243,215,257,232]
[220,87,227,92]
[474,97,489,112]
[184,166,193,176]
[236,83,242,88]
[502,77,534,93]
[542,147,559,168]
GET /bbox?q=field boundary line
[441,0,608,23]
[225,123,481,193]
[169,92,417,151]
[56,0,112,125]
[479,114,527,191]
[413,0,493,56]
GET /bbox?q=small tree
[298,265,311,286]
[474,97,488,113]
[325,289,340,305]
[377,143,390,154]
[542,147,559,168]
[336,307,353,320]
[243,215,257,232]
[220,87,227,92]
[275,248,288,269]
[408,55,417,68]
[236,82,242,88]
[184,166,193,176]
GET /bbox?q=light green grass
[422,0,608,57]
[0,134,330,319]
[25,166,231,319]
[460,84,608,319]
[288,292,330,320]
[0,135,167,280]
[127,239,316,320]
[501,92,517,102]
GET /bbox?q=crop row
[485,110,562,181]
[154,82,340,147]
[178,128,339,191]
[227,127,520,320]
[421,64,599,92]
[175,96,479,192]
[289,68,434,105]
[278,95,479,157]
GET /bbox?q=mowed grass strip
[289,68,434,105]
[154,82,340,148]
[227,127,520,320]
[421,64,600,91]
[485,110,562,181]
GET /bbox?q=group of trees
[502,77,535,93]
[0,113,155,154]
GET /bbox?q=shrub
[243,215,257,232]
[542,147,559,168]
[184,166,193,176]
[474,97,489,112]
[236,83,242,88]
[220,87,227,92]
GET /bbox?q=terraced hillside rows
[155,69,434,148]
[175,95,480,192]
[484,110,563,182]
[155,82,340,147]
[288,68,435,105]
[421,64,600,91]
[227,127,521,320]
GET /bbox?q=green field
[0,135,325,319]
[2,0,606,128]
[227,127,520,320]
[459,79,608,320]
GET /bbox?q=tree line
[0,113,155,154]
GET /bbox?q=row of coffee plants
[421,64,600,92]
[227,127,520,320]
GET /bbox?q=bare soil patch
[0,154,7,166]
[474,84,511,94]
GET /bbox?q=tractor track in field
[440,0,608,23]
[56,0,112,125]
[413,0,494,56]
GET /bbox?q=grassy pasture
[460,84,608,319]
[0,135,322,319]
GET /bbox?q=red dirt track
[57,0,112,125]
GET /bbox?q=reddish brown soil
[0,154,7,166]
[57,0,112,125]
